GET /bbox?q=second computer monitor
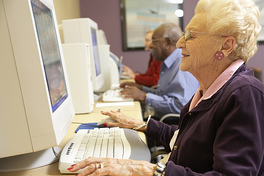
[62,18,104,92]
[98,29,108,45]
[110,52,123,80]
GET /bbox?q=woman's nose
[176,36,186,49]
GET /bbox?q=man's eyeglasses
[182,29,226,41]
[151,38,166,43]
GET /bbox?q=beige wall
[53,0,80,43]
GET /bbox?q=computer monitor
[98,29,108,45]
[97,44,121,90]
[110,52,124,80]
[62,18,104,91]
[97,28,122,89]
[97,28,124,81]
[0,0,75,171]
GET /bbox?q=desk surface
[0,101,145,176]
[120,78,134,83]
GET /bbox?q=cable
[52,147,58,157]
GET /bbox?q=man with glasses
[120,22,199,124]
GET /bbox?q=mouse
[97,117,116,127]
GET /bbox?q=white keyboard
[102,89,133,102]
[59,127,150,174]
[120,74,131,79]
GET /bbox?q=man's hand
[119,85,146,101]
[119,82,143,90]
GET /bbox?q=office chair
[144,85,157,118]
[143,86,181,162]
[251,67,262,82]
[159,113,180,125]
[150,113,180,163]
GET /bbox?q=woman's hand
[101,110,145,131]
[122,65,136,79]
[68,157,156,176]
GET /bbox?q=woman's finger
[86,163,130,176]
[87,167,111,176]
[76,163,96,176]
[69,157,104,172]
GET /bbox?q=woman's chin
[179,63,189,72]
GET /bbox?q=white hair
[195,0,262,63]
[162,23,182,43]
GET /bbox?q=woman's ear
[221,36,236,57]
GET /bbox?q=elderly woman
[68,0,264,175]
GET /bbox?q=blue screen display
[31,0,68,112]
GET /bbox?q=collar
[189,59,244,111]
[163,48,182,68]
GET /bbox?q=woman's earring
[215,51,224,60]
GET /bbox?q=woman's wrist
[131,73,136,79]
[153,162,166,176]
[133,115,151,132]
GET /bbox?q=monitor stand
[0,146,61,172]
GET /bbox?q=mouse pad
[75,123,98,133]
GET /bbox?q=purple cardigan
[146,64,264,176]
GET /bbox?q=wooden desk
[0,102,145,176]
[120,78,134,83]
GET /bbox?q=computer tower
[62,43,94,114]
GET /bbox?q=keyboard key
[102,89,134,102]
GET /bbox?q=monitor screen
[31,0,68,112]
[91,27,102,77]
